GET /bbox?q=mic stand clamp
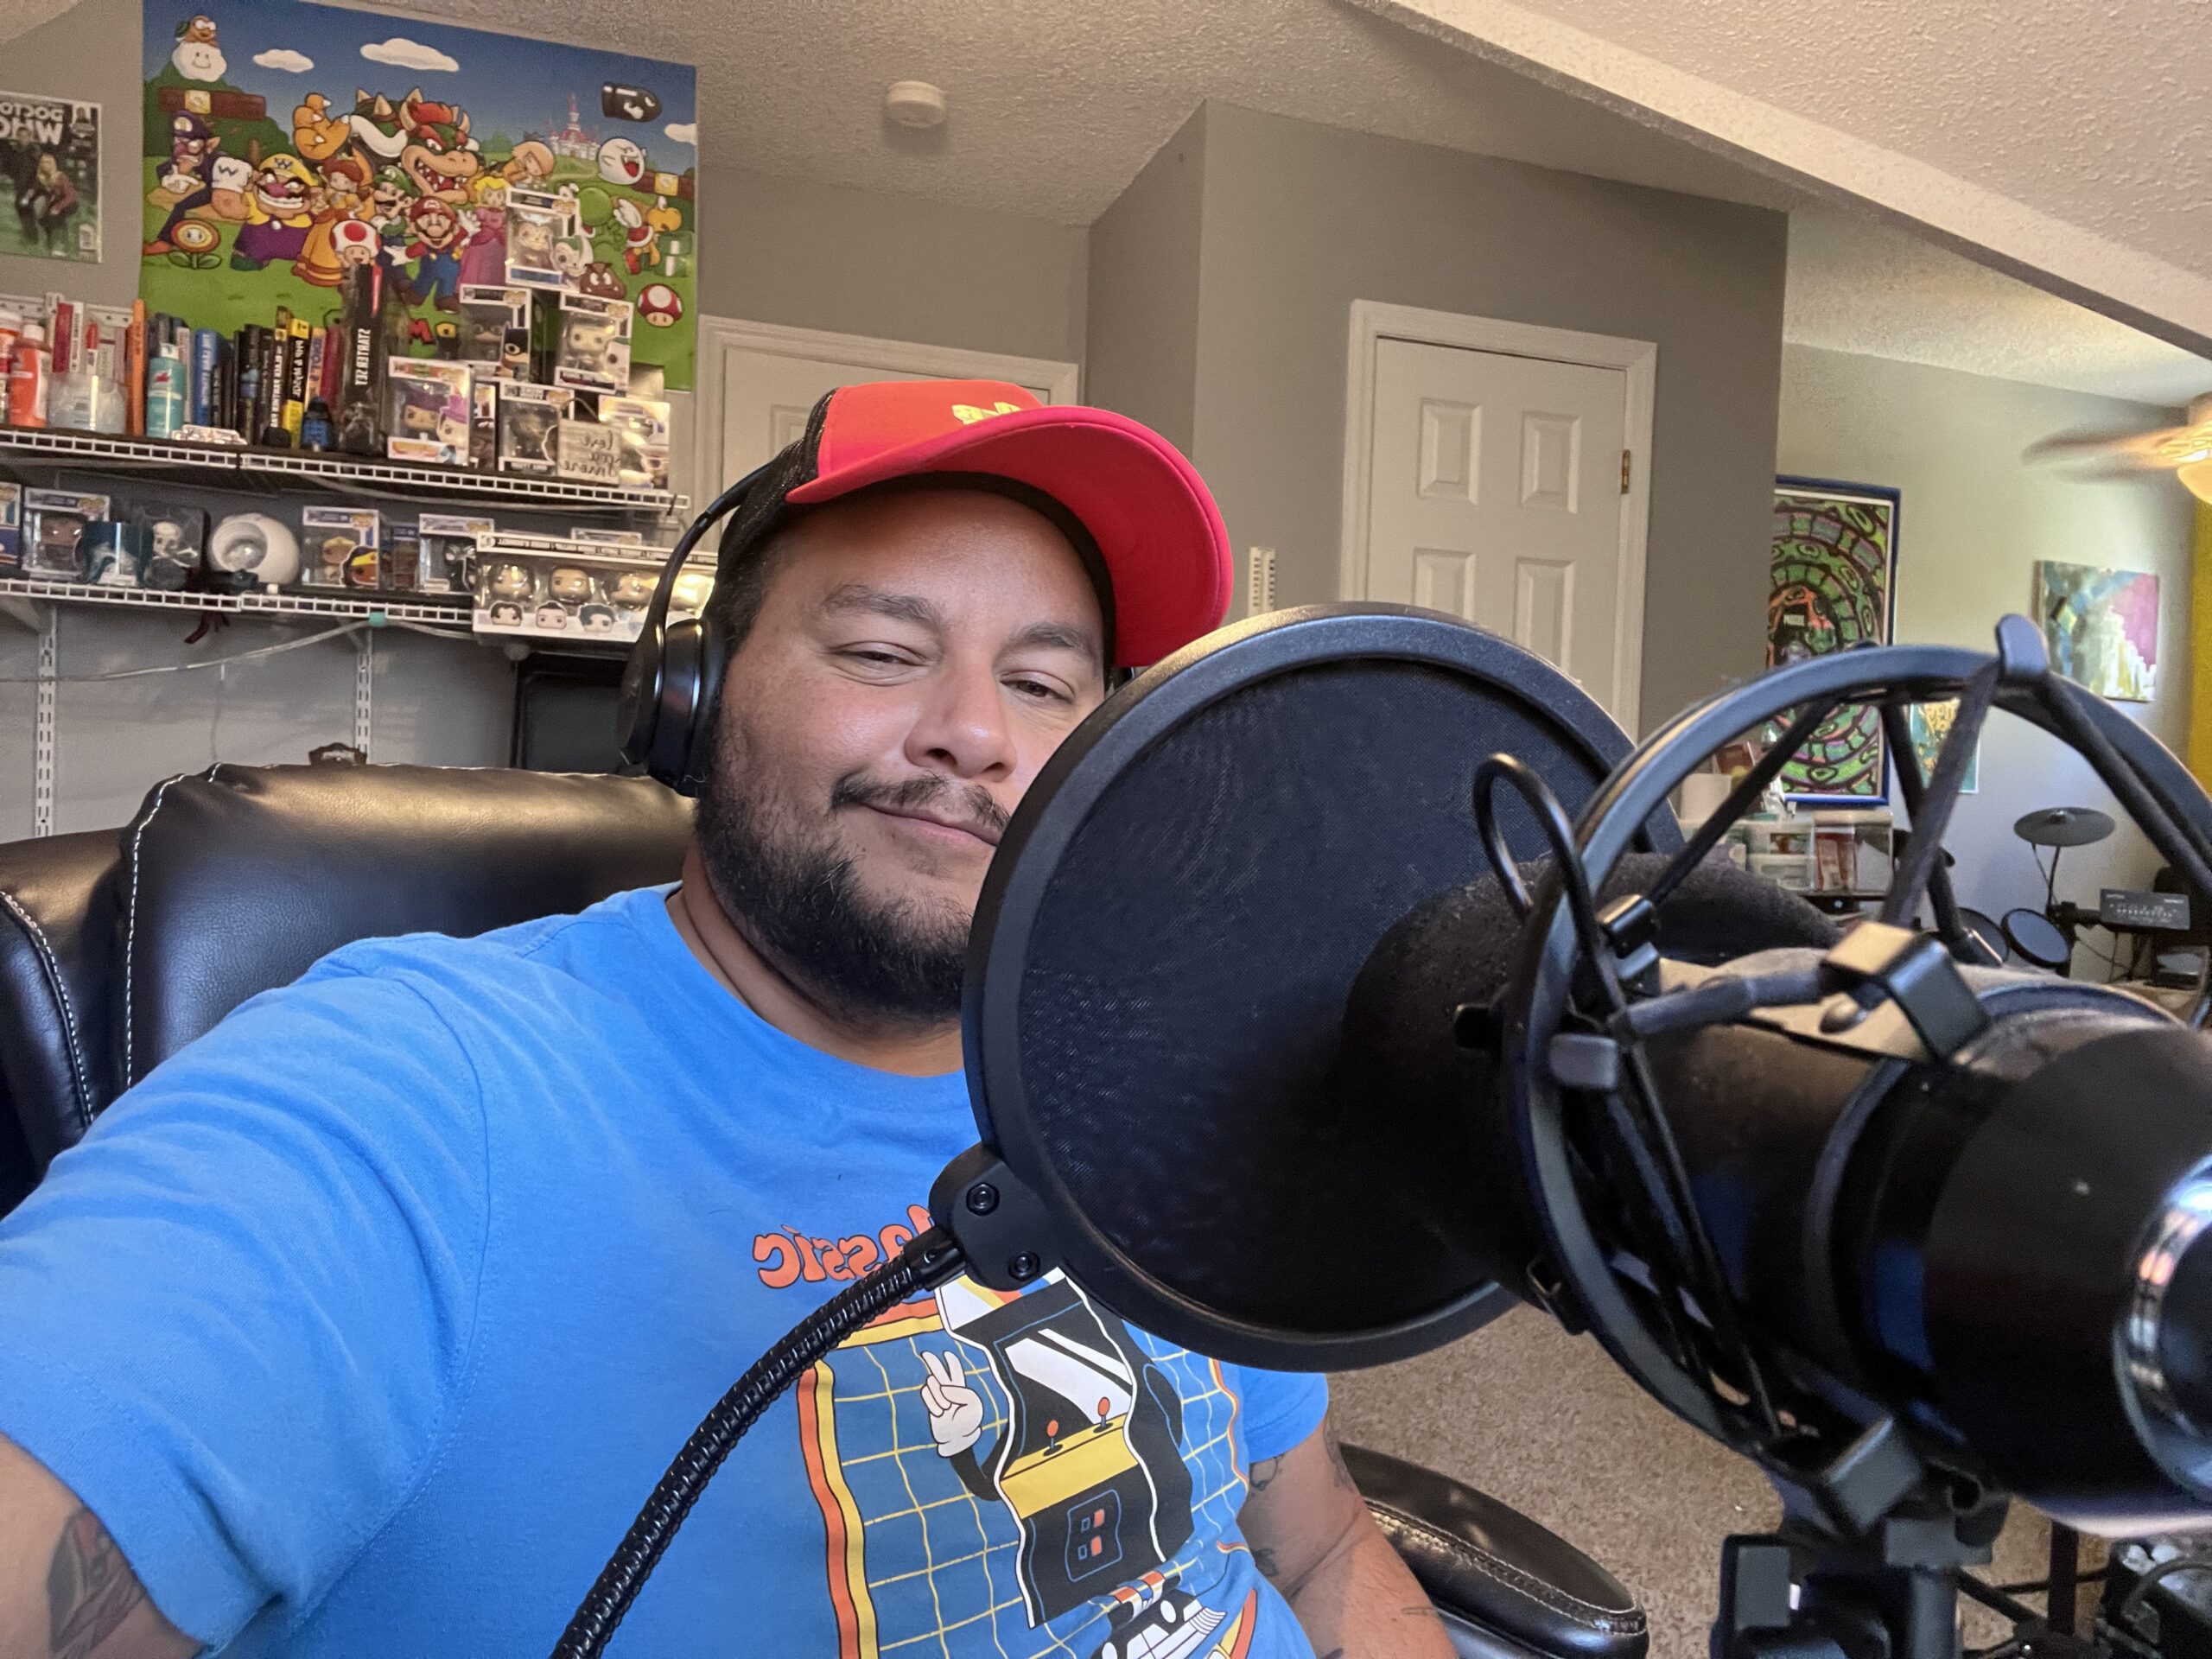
[930,1145,1065,1293]
[1714,1478,2010,1659]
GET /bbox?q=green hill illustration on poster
[140,0,697,387]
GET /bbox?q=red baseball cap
[734,379,1230,667]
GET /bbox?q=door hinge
[1620,449,1632,494]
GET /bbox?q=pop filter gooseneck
[942,603,1675,1370]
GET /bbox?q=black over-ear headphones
[616,460,773,795]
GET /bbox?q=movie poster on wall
[0,93,101,263]
[139,0,698,386]
[1768,477,1901,804]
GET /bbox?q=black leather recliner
[0,762,1645,1659]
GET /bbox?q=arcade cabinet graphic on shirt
[795,1270,1261,1659]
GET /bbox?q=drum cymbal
[2014,806,2116,848]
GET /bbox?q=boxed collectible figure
[498,383,571,476]
[416,512,494,595]
[300,506,382,590]
[458,285,531,378]
[505,189,587,290]
[474,552,540,632]
[468,372,499,471]
[385,524,420,592]
[82,521,149,588]
[134,503,207,591]
[556,419,622,485]
[470,535,672,641]
[386,360,474,467]
[22,489,111,580]
[597,395,671,491]
[551,294,632,394]
[0,482,20,573]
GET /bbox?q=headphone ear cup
[677,607,729,797]
[642,612,729,796]
[617,625,665,772]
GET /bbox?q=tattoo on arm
[46,1506,145,1659]
[1320,1421,1358,1494]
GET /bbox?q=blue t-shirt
[0,886,1326,1657]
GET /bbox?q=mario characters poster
[139,0,697,385]
[0,92,101,263]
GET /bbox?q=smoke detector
[884,80,949,130]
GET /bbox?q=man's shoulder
[305,886,664,990]
[247,885,677,1058]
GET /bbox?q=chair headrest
[120,764,693,1089]
[0,828,122,1170]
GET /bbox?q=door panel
[1365,336,1629,715]
[700,327,1065,497]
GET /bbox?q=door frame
[1339,299,1656,734]
[694,316,1081,496]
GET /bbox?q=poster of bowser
[140,0,697,385]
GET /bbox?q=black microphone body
[1350,852,2212,1533]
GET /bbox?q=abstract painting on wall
[2037,561,2158,703]
[1905,700,1979,794]
[1770,478,1902,803]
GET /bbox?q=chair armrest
[1343,1442,1647,1659]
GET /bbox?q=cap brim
[785,404,1230,666]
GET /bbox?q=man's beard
[694,727,1003,1029]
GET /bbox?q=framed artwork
[0,92,101,262]
[2036,561,2158,703]
[139,0,698,385]
[1904,700,1979,794]
[1769,477,1902,804]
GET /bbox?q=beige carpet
[1330,1305,2064,1657]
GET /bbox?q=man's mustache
[831,773,1010,842]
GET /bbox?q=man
[0,381,1452,1659]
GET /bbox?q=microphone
[1335,851,1840,1304]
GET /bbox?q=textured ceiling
[1357,0,2212,355]
[1786,209,2212,410]
[1501,0,2209,285]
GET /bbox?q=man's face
[696,486,1107,1027]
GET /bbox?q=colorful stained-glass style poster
[1769,479,1901,803]
[1906,700,1979,794]
[0,92,101,262]
[2037,561,2159,703]
[139,0,697,385]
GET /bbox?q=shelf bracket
[33,605,57,837]
[353,627,374,759]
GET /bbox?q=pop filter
[957,604,1677,1370]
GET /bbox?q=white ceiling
[1786,209,2212,411]
[1497,0,2209,292]
[294,0,1811,223]
[1358,0,2212,356]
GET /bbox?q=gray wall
[0,0,140,308]
[1096,103,1790,727]
[1083,109,1205,455]
[694,165,1087,366]
[1778,344,2196,938]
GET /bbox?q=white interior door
[693,318,1077,501]
[1363,335,1634,720]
